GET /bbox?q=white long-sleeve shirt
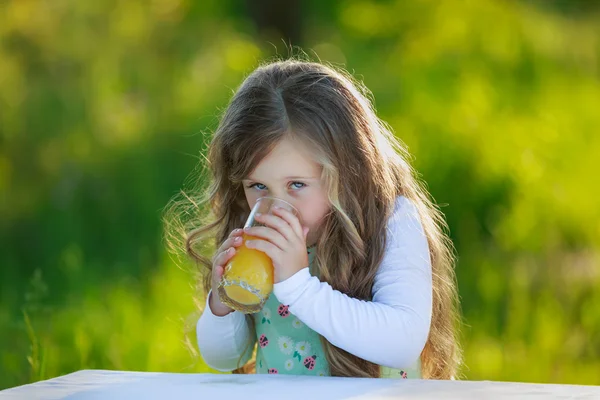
[196,196,433,372]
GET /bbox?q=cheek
[244,191,260,209]
[298,197,330,229]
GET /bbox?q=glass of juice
[217,196,300,314]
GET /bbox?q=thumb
[213,265,224,285]
[302,227,309,239]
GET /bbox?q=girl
[165,59,461,379]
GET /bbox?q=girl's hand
[244,207,310,283]
[209,228,245,316]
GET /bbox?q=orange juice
[217,234,273,313]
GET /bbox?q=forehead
[246,138,322,180]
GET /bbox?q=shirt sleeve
[273,196,433,369]
[196,290,256,371]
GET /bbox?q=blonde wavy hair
[164,58,461,379]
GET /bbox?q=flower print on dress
[293,341,311,361]
[261,307,271,324]
[291,318,304,329]
[284,359,294,371]
[295,341,311,356]
[268,368,278,374]
[277,336,294,355]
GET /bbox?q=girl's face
[242,137,331,247]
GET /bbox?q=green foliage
[1,0,598,389]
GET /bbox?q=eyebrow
[244,176,318,181]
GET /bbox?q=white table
[1,370,599,399]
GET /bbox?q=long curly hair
[164,58,461,379]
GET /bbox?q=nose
[260,190,290,203]
[259,195,301,222]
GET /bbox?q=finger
[272,207,303,239]
[212,265,224,286]
[213,247,236,268]
[214,264,224,278]
[245,239,280,261]
[223,228,244,248]
[251,212,296,241]
[303,227,309,240]
[228,228,243,238]
[217,235,244,256]
[243,226,287,251]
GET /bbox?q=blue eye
[246,182,305,191]
[248,183,267,190]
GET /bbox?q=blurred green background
[1,0,599,390]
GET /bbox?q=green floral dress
[252,247,421,379]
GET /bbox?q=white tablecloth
[1,370,599,399]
